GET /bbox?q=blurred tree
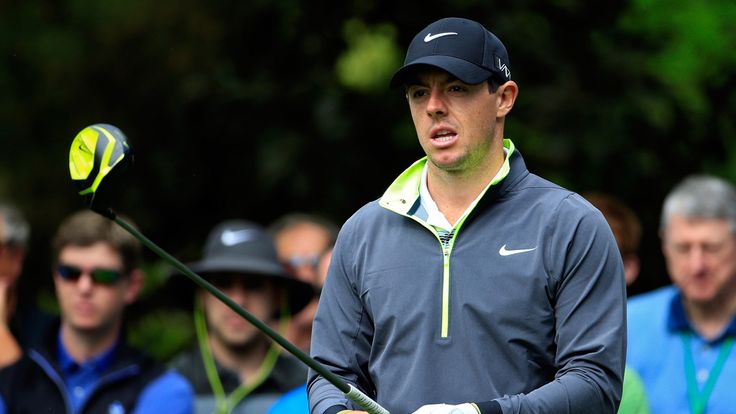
[336,19,402,93]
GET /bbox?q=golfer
[308,17,626,414]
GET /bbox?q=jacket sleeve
[494,195,627,413]
[132,370,194,414]
[308,216,376,414]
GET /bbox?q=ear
[496,80,518,118]
[622,255,641,286]
[123,269,144,304]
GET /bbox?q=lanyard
[194,296,283,414]
[681,332,735,414]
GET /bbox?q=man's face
[662,214,736,305]
[274,223,331,285]
[54,242,140,335]
[202,274,277,350]
[406,69,502,175]
[0,219,24,284]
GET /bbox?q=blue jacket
[0,324,193,414]
[309,142,627,414]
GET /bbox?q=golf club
[68,123,389,414]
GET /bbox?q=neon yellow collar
[379,139,516,216]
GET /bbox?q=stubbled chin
[428,155,465,172]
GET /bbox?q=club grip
[345,384,390,414]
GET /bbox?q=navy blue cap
[390,17,511,88]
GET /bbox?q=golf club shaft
[100,208,388,414]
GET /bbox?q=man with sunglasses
[269,213,338,352]
[0,210,193,414]
[169,219,315,414]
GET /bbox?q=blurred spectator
[584,192,642,289]
[170,220,314,414]
[0,209,193,413]
[583,193,650,414]
[269,213,338,352]
[267,246,334,414]
[627,175,736,413]
[0,202,30,368]
[269,213,338,285]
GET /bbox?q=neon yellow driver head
[69,124,131,204]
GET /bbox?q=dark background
[2,0,736,355]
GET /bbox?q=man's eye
[449,85,466,92]
[410,89,427,98]
[703,243,723,254]
[671,244,689,254]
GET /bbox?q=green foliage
[336,19,403,93]
[127,308,194,361]
[619,1,736,116]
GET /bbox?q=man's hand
[337,411,368,414]
[411,403,480,414]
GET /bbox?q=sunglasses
[56,264,124,285]
[283,254,321,270]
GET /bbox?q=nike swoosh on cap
[424,32,458,42]
[221,229,257,246]
[498,244,537,256]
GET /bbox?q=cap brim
[189,256,285,277]
[389,55,493,88]
[167,258,316,314]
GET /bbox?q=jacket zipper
[441,240,452,338]
[407,216,456,338]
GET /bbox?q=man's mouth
[432,129,457,142]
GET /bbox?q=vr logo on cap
[497,57,510,79]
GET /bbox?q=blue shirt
[58,333,119,412]
[627,286,736,414]
[268,384,308,414]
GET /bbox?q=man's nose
[426,89,447,117]
[76,273,95,292]
[686,247,708,274]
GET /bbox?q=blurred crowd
[0,205,336,414]
[2,172,736,414]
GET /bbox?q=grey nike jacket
[308,142,626,414]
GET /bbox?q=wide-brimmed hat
[176,219,315,314]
